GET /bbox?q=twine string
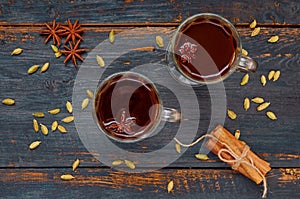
[174,134,267,198]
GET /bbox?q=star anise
[104,109,137,135]
[61,19,84,44]
[60,40,86,67]
[178,42,197,64]
[40,20,65,46]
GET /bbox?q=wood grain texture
[0,0,299,25]
[0,26,299,168]
[0,168,299,198]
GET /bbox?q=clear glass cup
[166,13,257,85]
[93,71,180,143]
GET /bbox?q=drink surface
[174,17,237,82]
[94,73,160,141]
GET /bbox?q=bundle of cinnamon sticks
[205,125,271,184]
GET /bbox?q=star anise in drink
[40,20,65,46]
[61,19,84,44]
[104,109,137,135]
[60,40,86,67]
[178,42,197,64]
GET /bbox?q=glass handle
[237,55,258,73]
[162,108,181,122]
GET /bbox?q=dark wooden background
[0,0,299,198]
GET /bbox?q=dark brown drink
[94,73,161,141]
[174,17,237,82]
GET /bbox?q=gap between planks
[1,23,300,28]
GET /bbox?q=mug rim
[92,71,163,143]
[169,13,242,84]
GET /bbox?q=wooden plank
[0,0,299,25]
[0,168,299,198]
[0,26,299,168]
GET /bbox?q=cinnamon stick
[205,125,271,184]
[206,138,254,181]
[212,126,270,173]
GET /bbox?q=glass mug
[167,13,257,85]
[93,72,180,143]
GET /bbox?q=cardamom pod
[32,112,45,118]
[11,48,23,55]
[96,55,105,67]
[29,141,41,150]
[167,180,174,193]
[61,116,74,123]
[40,123,49,136]
[55,52,62,58]
[48,108,60,115]
[27,65,39,75]
[251,27,260,37]
[261,75,267,86]
[242,48,248,56]
[195,153,209,160]
[51,45,59,53]
[124,160,135,169]
[112,160,123,166]
[243,97,250,111]
[33,119,39,133]
[235,130,241,139]
[268,70,275,80]
[2,98,15,105]
[240,74,249,86]
[251,97,264,104]
[257,102,271,111]
[273,70,280,81]
[156,36,164,48]
[72,159,80,171]
[58,125,67,133]
[266,111,277,120]
[61,174,75,181]
[268,35,279,43]
[109,29,115,43]
[81,98,89,110]
[52,121,58,132]
[40,62,50,73]
[66,101,73,113]
[249,19,257,28]
[86,90,94,98]
[227,109,237,120]
[175,143,181,153]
